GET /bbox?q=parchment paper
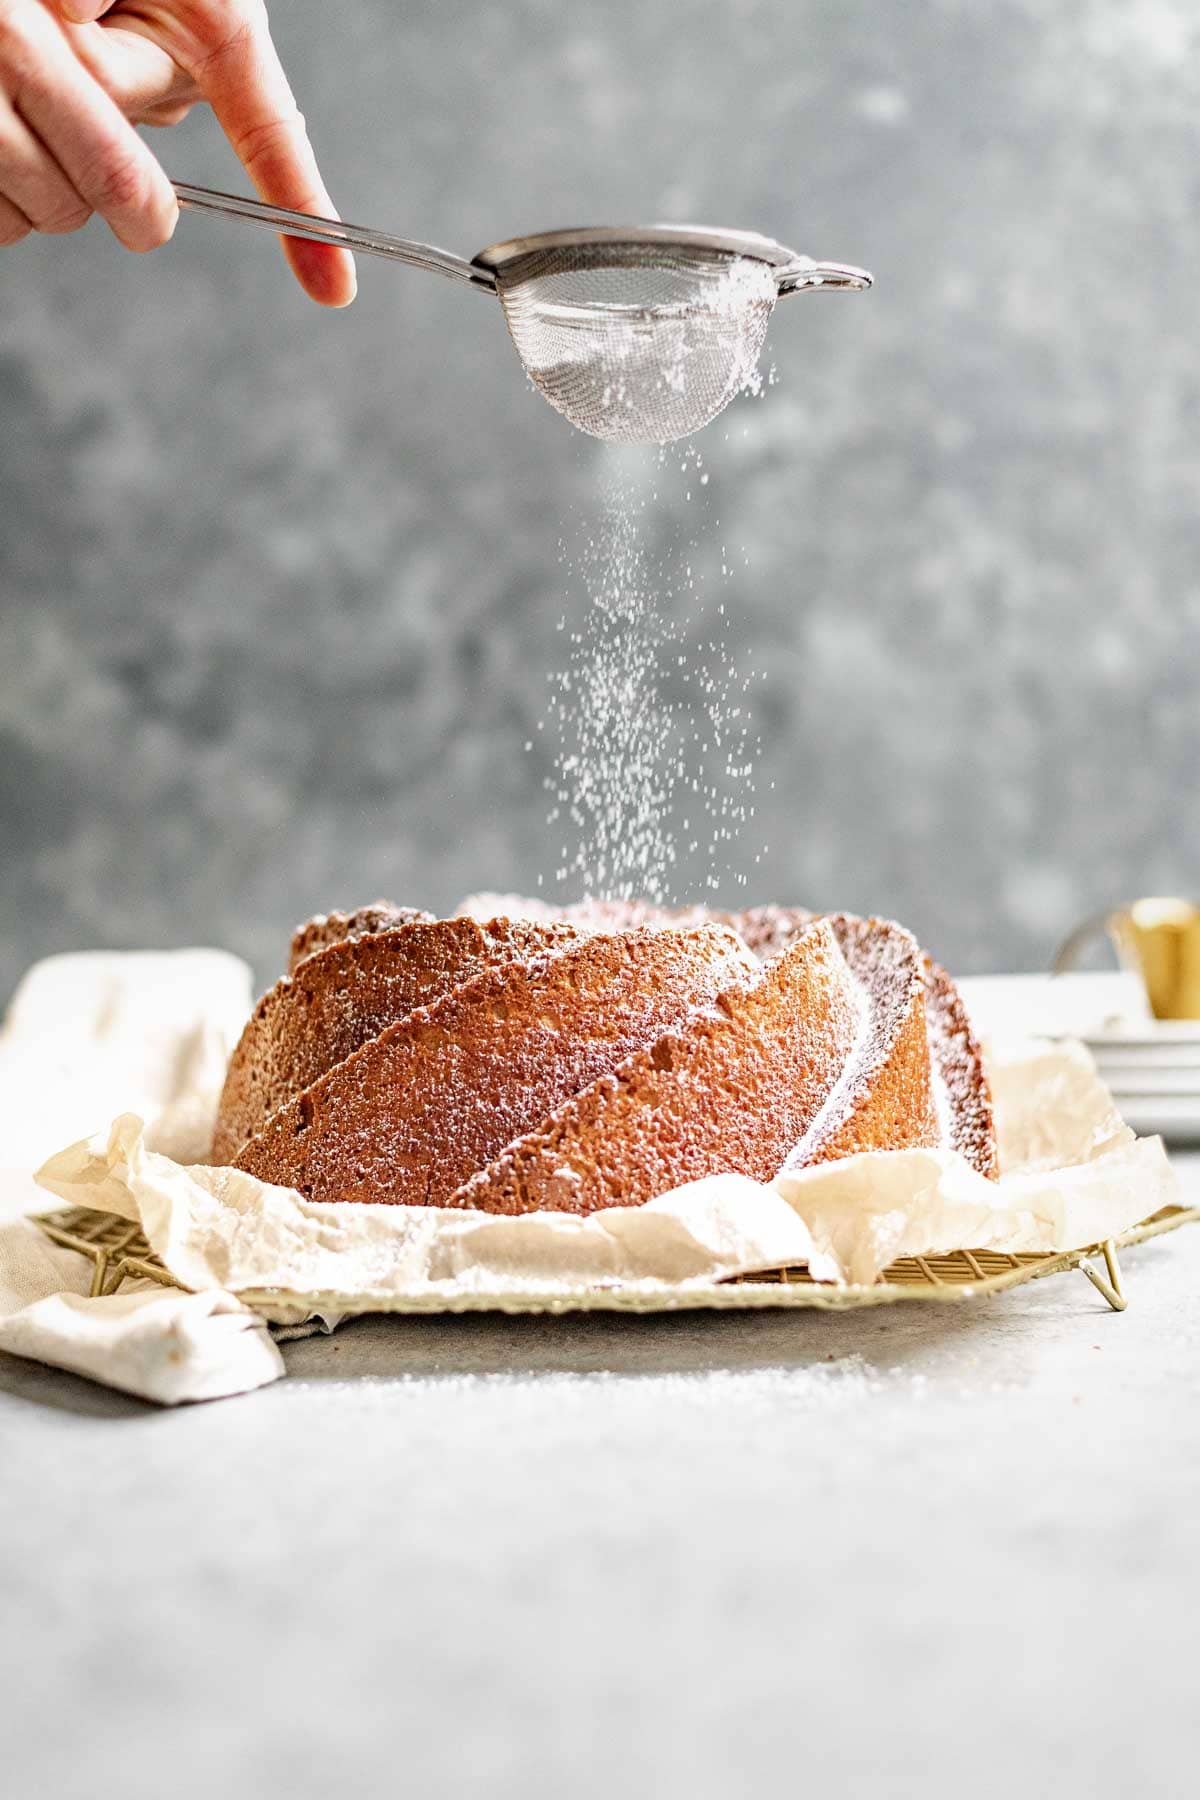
[34,1028,1178,1316]
[0,948,1181,1403]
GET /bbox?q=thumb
[62,14,190,117]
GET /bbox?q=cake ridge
[288,901,435,972]
[231,923,759,1208]
[212,915,585,1165]
[447,919,861,1216]
[214,896,997,1213]
[783,914,938,1173]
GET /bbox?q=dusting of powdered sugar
[505,250,779,445]
[530,449,767,903]
[783,917,921,1170]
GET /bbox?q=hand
[0,0,355,304]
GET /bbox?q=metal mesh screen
[496,244,777,443]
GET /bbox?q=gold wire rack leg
[1079,1239,1126,1312]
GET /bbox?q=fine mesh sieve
[491,243,779,442]
[173,187,872,442]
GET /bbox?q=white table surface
[2,1159,1198,1800]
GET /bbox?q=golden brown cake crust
[921,955,997,1179]
[453,895,996,1183]
[446,920,863,1216]
[735,908,994,1180]
[212,917,585,1166]
[728,904,818,957]
[233,925,759,1207]
[288,903,434,974]
[217,894,998,1212]
[781,915,938,1171]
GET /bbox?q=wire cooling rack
[31,1202,1200,1317]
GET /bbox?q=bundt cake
[212,898,996,1213]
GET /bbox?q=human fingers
[193,10,355,305]
[138,97,195,127]
[0,187,31,244]
[54,1,117,22]
[0,91,90,232]
[8,2,176,248]
[63,15,196,121]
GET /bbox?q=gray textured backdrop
[3,0,1199,1003]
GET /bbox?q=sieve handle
[171,182,498,292]
[776,258,873,298]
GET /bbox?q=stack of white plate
[958,971,1200,1146]
[1081,1024,1200,1144]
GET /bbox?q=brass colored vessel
[1055,897,1200,1020]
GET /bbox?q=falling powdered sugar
[532,449,766,903]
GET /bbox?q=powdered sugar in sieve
[495,245,779,444]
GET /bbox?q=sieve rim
[472,224,801,277]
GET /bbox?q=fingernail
[335,256,358,308]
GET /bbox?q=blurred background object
[3,0,1199,1003]
[1056,896,1200,1021]
[1051,896,1200,1138]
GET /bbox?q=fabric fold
[0,1217,282,1404]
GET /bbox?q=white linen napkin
[0,948,280,1403]
[0,1215,282,1402]
[0,946,253,1221]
